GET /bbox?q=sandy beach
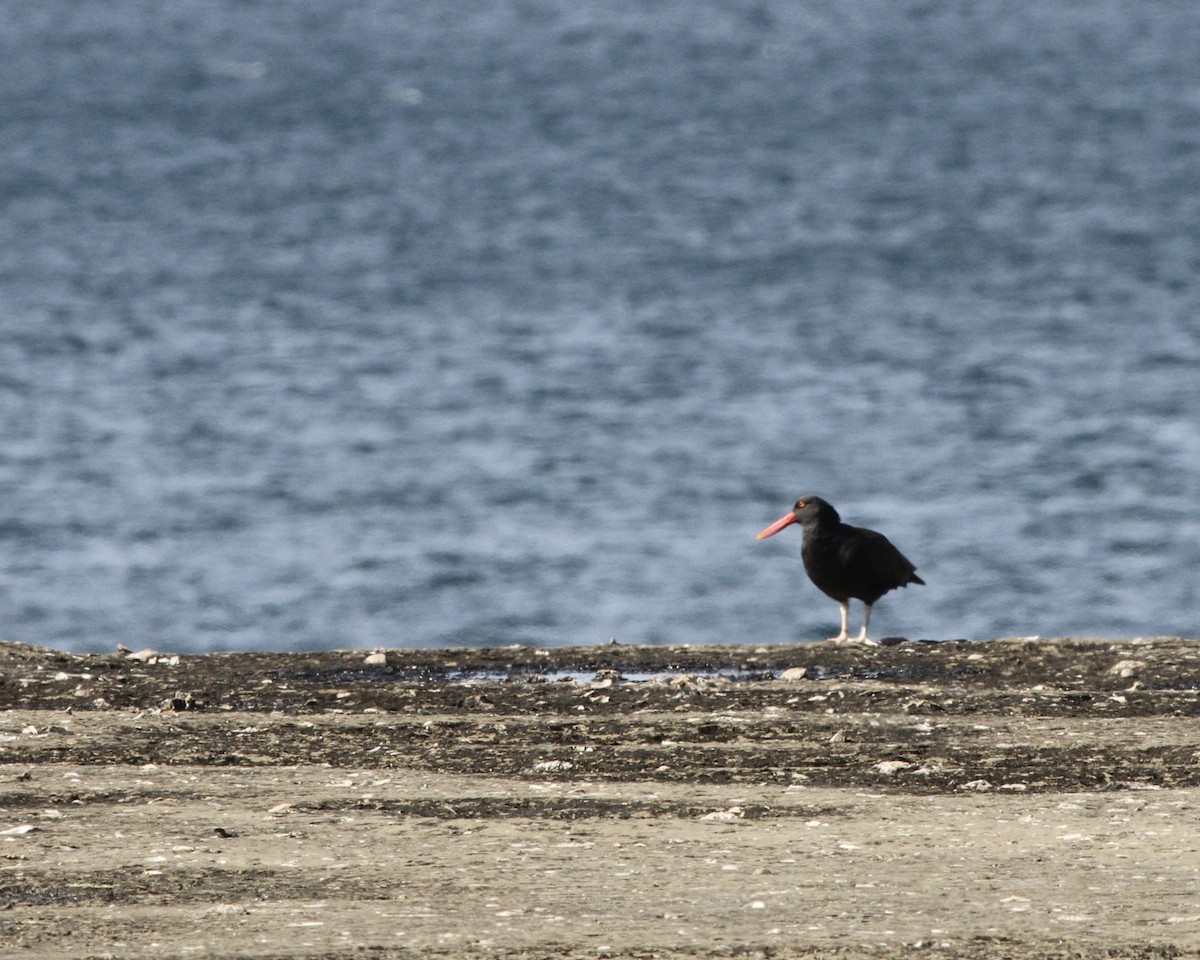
[2,636,1199,958]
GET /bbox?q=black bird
[757,496,925,644]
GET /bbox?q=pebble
[959,779,993,791]
[874,760,915,774]
[1109,659,1146,679]
[529,760,573,773]
[700,807,744,822]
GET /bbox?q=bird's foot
[827,634,879,646]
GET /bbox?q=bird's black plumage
[757,495,924,643]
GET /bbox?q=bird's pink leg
[826,601,850,643]
[852,603,879,645]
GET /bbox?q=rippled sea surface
[2,1,1198,652]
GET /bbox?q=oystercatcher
[757,496,925,644]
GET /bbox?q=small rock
[166,692,198,712]
[125,648,159,663]
[701,807,745,822]
[1109,659,1146,679]
[364,650,388,666]
[874,760,915,774]
[959,779,993,792]
[778,667,808,682]
[530,760,573,773]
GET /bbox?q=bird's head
[756,495,837,540]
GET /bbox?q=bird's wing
[840,528,915,582]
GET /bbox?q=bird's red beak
[756,512,797,540]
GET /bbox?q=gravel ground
[1,636,1199,958]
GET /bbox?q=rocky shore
[2,636,1198,958]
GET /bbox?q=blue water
[2,1,1198,653]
